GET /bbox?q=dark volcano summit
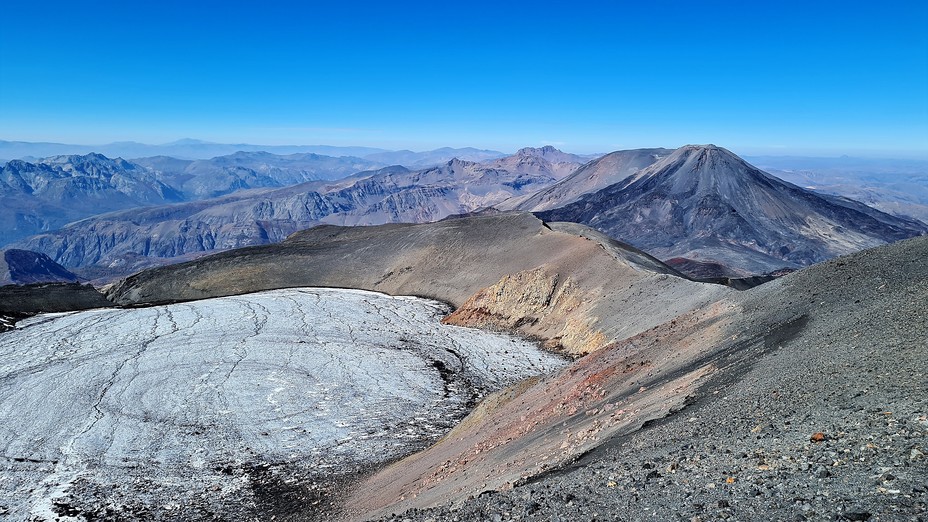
[537,144,927,275]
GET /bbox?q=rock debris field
[0,288,566,520]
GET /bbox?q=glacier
[0,287,566,519]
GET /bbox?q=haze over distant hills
[0,138,507,165]
[9,148,587,278]
[132,151,382,199]
[2,141,925,284]
[362,147,507,167]
[0,151,386,246]
[745,155,928,223]
[0,153,184,246]
[0,139,386,161]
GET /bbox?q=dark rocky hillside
[105,212,728,356]
[537,145,927,275]
[0,249,80,285]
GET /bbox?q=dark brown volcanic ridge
[665,256,745,279]
[536,145,927,275]
[345,234,928,522]
[106,212,729,356]
[0,282,110,332]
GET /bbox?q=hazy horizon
[2,2,926,158]
[3,136,928,161]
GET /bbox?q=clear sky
[1,1,926,156]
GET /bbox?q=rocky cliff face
[442,267,606,354]
[537,145,927,274]
[0,154,185,246]
[499,148,670,211]
[13,157,574,277]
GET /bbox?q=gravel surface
[372,236,928,521]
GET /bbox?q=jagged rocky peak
[436,157,479,173]
[517,145,558,156]
[43,152,136,171]
[513,145,581,163]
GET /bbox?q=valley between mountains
[0,143,925,521]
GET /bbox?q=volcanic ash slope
[0,288,565,521]
[354,235,928,522]
[537,144,927,276]
[106,212,730,356]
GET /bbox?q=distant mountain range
[133,151,383,199]
[0,151,386,246]
[536,145,927,275]
[745,155,928,223]
[0,153,185,246]
[501,148,671,211]
[9,148,589,278]
[0,138,507,165]
[363,147,507,167]
[3,141,926,284]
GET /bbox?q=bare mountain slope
[6,214,924,521]
[537,145,927,275]
[14,155,576,278]
[345,233,928,522]
[106,212,729,356]
[498,148,670,211]
[483,146,589,181]
[0,249,80,285]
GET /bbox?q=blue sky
[1,1,926,156]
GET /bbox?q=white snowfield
[0,288,566,519]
